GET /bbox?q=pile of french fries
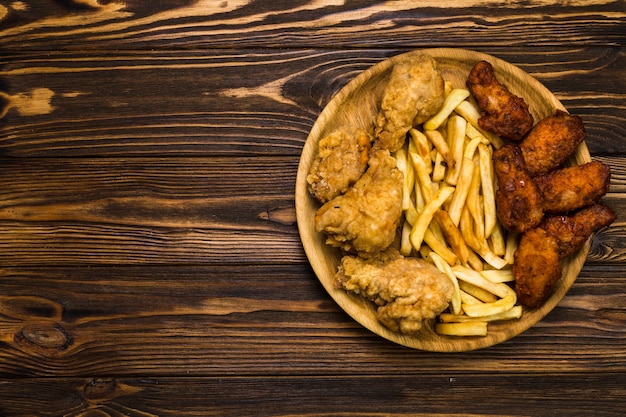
[394,84,521,337]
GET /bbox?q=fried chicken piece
[466,60,534,141]
[520,110,585,176]
[535,161,611,213]
[493,143,544,233]
[513,228,563,308]
[335,249,453,334]
[314,149,403,255]
[540,203,616,258]
[307,126,372,203]
[374,54,445,152]
[513,203,616,308]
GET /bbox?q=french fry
[409,185,455,250]
[424,228,458,266]
[478,143,497,238]
[481,269,515,284]
[400,220,413,256]
[504,231,519,265]
[445,115,467,186]
[455,100,505,148]
[466,161,485,243]
[409,147,434,203]
[409,128,432,174]
[451,264,516,299]
[458,280,498,303]
[423,88,471,131]
[433,210,470,264]
[432,151,447,183]
[439,305,522,323]
[462,294,516,318]
[430,251,462,315]
[425,129,455,170]
[395,147,414,211]
[435,321,488,337]
[446,157,475,226]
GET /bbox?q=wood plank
[0,374,624,416]
[0,1,624,51]
[0,265,623,377]
[0,156,623,266]
[1,47,624,157]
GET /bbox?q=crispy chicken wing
[520,110,585,176]
[374,54,445,152]
[335,249,453,334]
[307,126,372,203]
[539,203,616,258]
[466,60,534,141]
[493,143,544,233]
[513,228,563,308]
[513,203,616,307]
[535,161,611,213]
[314,149,403,255]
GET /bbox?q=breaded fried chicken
[540,203,616,258]
[535,161,611,213]
[493,143,544,233]
[307,126,372,203]
[314,149,403,255]
[335,249,454,335]
[375,54,445,152]
[466,60,534,141]
[520,110,585,176]
[513,228,563,308]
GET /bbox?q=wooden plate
[295,48,591,352]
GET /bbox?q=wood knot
[83,379,117,402]
[15,322,73,356]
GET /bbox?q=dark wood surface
[0,1,625,416]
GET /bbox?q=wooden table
[0,2,624,416]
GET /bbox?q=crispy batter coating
[335,249,454,334]
[520,110,585,176]
[513,228,563,308]
[535,161,611,213]
[466,60,534,141]
[307,126,372,203]
[539,203,616,258]
[314,149,403,255]
[374,54,445,152]
[493,143,544,233]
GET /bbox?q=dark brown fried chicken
[307,126,372,203]
[513,228,563,308]
[539,203,616,258]
[535,161,611,213]
[493,143,544,233]
[314,149,403,255]
[466,60,534,141]
[335,248,454,335]
[520,110,585,176]
[375,54,445,152]
[513,203,616,307]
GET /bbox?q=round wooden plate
[295,48,591,352]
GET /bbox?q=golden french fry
[425,129,455,170]
[433,210,470,264]
[452,264,516,299]
[445,115,467,186]
[400,220,413,256]
[462,295,516,317]
[478,142,497,238]
[424,228,458,266]
[455,100,505,148]
[409,148,434,203]
[432,151,446,183]
[395,147,414,211]
[489,222,506,257]
[458,280,498,303]
[439,305,522,323]
[460,290,483,306]
[466,161,485,243]
[409,128,432,173]
[480,269,515,283]
[446,157,475,226]
[435,321,488,337]
[430,251,462,315]
[423,88,471,131]
[504,231,519,265]
[409,186,455,250]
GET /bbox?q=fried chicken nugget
[466,60,534,141]
[335,248,453,335]
[314,149,403,255]
[513,228,563,308]
[375,54,445,152]
[535,161,611,213]
[540,203,616,258]
[493,143,544,233]
[520,110,585,176]
[307,126,372,203]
